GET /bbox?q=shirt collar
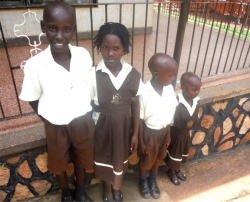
[178,93,199,116]
[145,78,172,97]
[145,79,159,96]
[44,44,74,60]
[96,59,130,76]
[46,44,73,64]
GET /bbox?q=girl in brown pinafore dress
[89,22,143,202]
[164,72,202,186]
[94,66,140,186]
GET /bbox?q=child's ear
[153,71,159,78]
[181,84,186,91]
[40,20,45,33]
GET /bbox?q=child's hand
[166,140,171,149]
[130,135,138,152]
[166,125,171,149]
[138,142,147,156]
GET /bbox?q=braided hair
[93,22,132,55]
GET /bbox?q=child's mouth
[107,58,115,63]
[54,43,64,47]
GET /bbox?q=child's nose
[108,50,114,56]
[56,30,63,40]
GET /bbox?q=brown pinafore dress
[93,67,140,190]
[164,98,199,171]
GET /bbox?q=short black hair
[148,53,176,74]
[43,1,75,24]
[93,22,131,54]
[180,72,200,86]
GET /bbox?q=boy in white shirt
[19,2,94,202]
[138,53,178,199]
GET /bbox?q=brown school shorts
[44,113,95,175]
[138,123,169,170]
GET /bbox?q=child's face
[41,8,75,55]
[183,77,201,99]
[155,64,177,86]
[100,34,124,69]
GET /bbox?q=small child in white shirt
[138,53,178,199]
[164,72,201,186]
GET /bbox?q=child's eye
[114,47,120,50]
[102,46,108,50]
[64,27,71,32]
[49,27,56,32]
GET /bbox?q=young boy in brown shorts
[138,53,178,199]
[19,1,94,202]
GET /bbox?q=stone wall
[0,93,249,201]
[0,148,100,201]
[187,93,250,161]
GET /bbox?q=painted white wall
[0,0,153,40]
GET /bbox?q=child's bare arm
[130,96,140,152]
[29,100,39,114]
[29,100,46,122]
[166,125,171,148]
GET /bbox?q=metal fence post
[172,0,190,88]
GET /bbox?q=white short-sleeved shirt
[177,93,200,116]
[88,59,144,124]
[19,45,93,125]
[139,80,178,130]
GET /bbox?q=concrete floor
[23,145,250,202]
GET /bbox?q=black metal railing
[0,1,250,122]
[156,1,250,79]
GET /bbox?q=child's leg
[56,171,72,201]
[148,160,160,199]
[174,133,189,182]
[74,166,85,194]
[150,159,159,174]
[139,160,147,177]
[69,114,94,201]
[102,181,117,202]
[103,181,112,197]
[167,167,180,186]
[73,166,93,201]
[56,171,69,190]
[138,160,150,199]
[112,186,123,202]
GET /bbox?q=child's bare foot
[167,169,180,186]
